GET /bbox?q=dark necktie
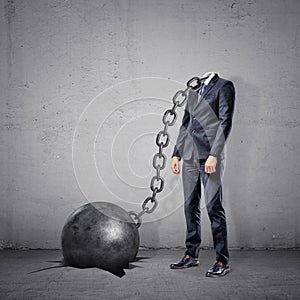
[197,82,206,103]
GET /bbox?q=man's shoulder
[217,76,233,86]
[211,77,234,96]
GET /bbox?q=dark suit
[172,74,235,264]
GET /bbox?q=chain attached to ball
[128,77,202,228]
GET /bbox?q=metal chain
[128,77,201,228]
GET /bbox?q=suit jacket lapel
[201,74,218,98]
[188,89,198,112]
[193,74,219,111]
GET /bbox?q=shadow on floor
[27,255,151,278]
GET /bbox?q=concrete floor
[0,249,299,300]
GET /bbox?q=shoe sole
[170,261,200,269]
[206,267,231,278]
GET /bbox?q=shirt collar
[203,72,216,86]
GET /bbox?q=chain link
[153,153,166,170]
[129,77,201,227]
[162,109,177,126]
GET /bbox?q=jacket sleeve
[209,82,235,158]
[172,100,190,160]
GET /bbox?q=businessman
[170,72,235,277]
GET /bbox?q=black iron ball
[61,202,140,276]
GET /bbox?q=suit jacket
[172,74,235,160]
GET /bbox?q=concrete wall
[1,0,299,249]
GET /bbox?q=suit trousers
[182,156,229,264]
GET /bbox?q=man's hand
[171,156,180,174]
[205,155,217,173]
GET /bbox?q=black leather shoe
[206,261,230,277]
[170,255,200,269]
